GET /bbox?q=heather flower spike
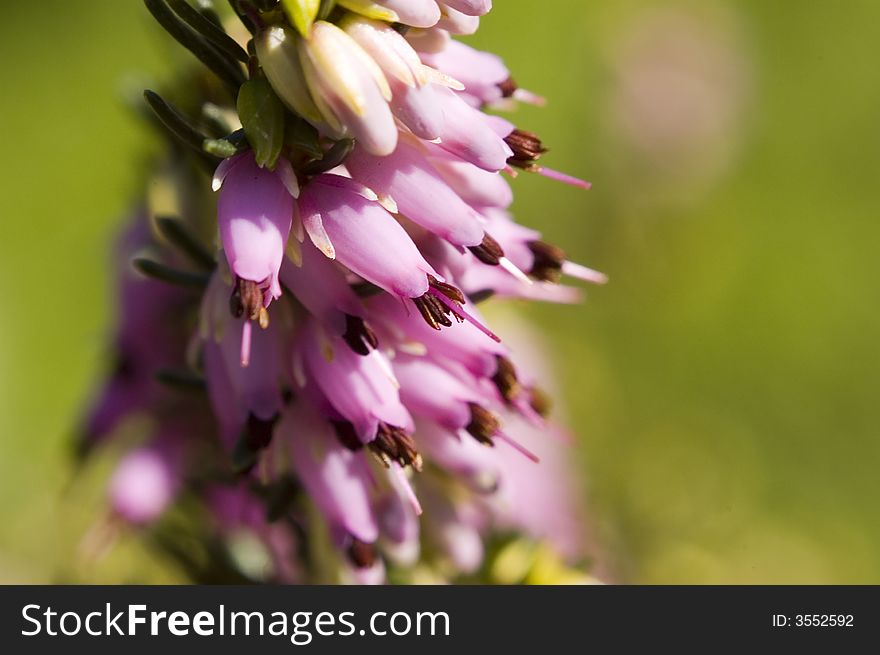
[82,0,604,584]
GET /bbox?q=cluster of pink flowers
[81,0,604,583]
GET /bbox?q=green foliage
[237,77,286,169]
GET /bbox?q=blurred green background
[1,0,878,583]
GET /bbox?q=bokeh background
[1,0,879,583]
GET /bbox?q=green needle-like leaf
[132,257,211,288]
[165,0,249,63]
[155,215,217,270]
[144,0,245,91]
[144,90,220,171]
[237,77,286,169]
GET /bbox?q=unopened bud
[298,21,398,156]
[342,16,426,89]
[255,25,329,128]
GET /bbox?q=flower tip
[240,320,253,368]
[537,167,592,190]
[513,88,548,107]
[496,431,540,463]
[562,261,608,285]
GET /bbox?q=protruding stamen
[528,240,566,283]
[230,277,264,321]
[370,424,423,472]
[505,129,548,169]
[528,386,553,418]
[412,294,455,330]
[513,88,547,107]
[240,320,252,367]
[428,284,501,343]
[496,430,540,463]
[258,306,270,329]
[496,76,546,106]
[342,314,379,356]
[428,275,465,305]
[348,537,378,569]
[535,167,592,190]
[413,276,466,330]
[498,76,518,99]
[412,276,501,342]
[468,233,505,266]
[492,355,522,403]
[562,261,609,285]
[231,278,268,366]
[512,395,545,426]
[498,257,533,285]
[466,403,501,445]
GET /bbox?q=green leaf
[143,90,221,171]
[165,0,249,63]
[285,115,323,158]
[281,0,321,37]
[155,215,217,270]
[301,138,354,175]
[143,0,245,91]
[144,90,208,153]
[237,77,286,169]
[132,257,211,288]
